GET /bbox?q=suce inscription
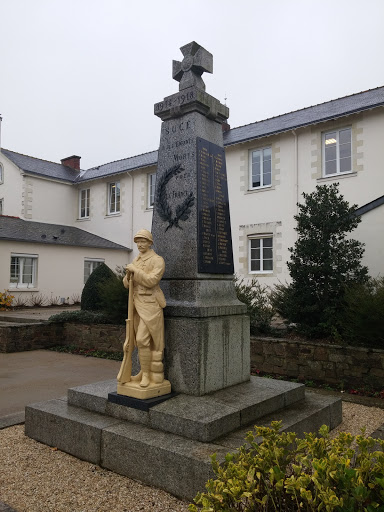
[197,137,234,274]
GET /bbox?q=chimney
[61,155,81,170]
[222,120,230,133]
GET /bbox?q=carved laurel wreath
[155,164,195,232]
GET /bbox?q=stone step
[24,398,122,465]
[25,391,341,501]
[67,376,305,442]
[216,391,342,450]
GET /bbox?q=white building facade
[0,86,383,300]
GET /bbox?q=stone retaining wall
[2,324,383,390]
[0,323,64,353]
[0,323,125,353]
[251,337,384,389]
[64,323,125,352]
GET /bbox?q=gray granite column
[152,42,250,396]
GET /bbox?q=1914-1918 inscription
[197,137,234,274]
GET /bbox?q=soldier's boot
[150,350,164,384]
[139,348,151,388]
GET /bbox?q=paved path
[0,350,120,428]
[0,306,80,324]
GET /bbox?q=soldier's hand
[126,264,135,273]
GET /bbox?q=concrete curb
[0,412,25,430]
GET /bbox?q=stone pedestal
[152,85,249,396]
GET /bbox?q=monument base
[117,379,171,400]
[25,377,342,501]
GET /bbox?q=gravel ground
[1,402,384,512]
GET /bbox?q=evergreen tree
[81,263,116,312]
[273,183,368,337]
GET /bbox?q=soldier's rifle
[117,273,134,383]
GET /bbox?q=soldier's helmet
[133,229,153,243]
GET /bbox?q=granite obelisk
[152,42,250,396]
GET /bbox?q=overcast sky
[1,0,383,169]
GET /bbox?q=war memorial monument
[25,42,342,501]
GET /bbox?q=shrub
[272,184,368,338]
[81,263,116,312]
[234,276,274,334]
[339,277,384,348]
[12,294,29,308]
[0,290,14,310]
[97,266,129,325]
[189,422,384,512]
[28,293,48,307]
[48,310,113,324]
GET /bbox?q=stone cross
[172,41,213,91]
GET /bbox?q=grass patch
[48,344,123,361]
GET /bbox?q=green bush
[81,263,116,312]
[48,310,113,324]
[339,277,384,348]
[234,276,274,334]
[190,422,384,512]
[97,266,129,325]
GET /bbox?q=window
[84,259,104,284]
[0,163,3,184]
[10,254,38,288]
[148,173,156,208]
[79,189,90,218]
[249,147,272,189]
[108,182,120,214]
[323,128,352,176]
[249,236,273,273]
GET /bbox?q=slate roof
[223,86,384,146]
[79,150,158,182]
[355,195,384,217]
[2,87,384,181]
[0,216,131,251]
[1,149,80,183]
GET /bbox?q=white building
[0,86,383,301]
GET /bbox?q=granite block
[254,377,306,406]
[149,394,240,442]
[67,379,116,413]
[161,277,246,316]
[105,401,150,426]
[25,398,121,464]
[217,393,342,451]
[210,377,304,427]
[152,110,228,281]
[165,314,250,395]
[101,421,228,501]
